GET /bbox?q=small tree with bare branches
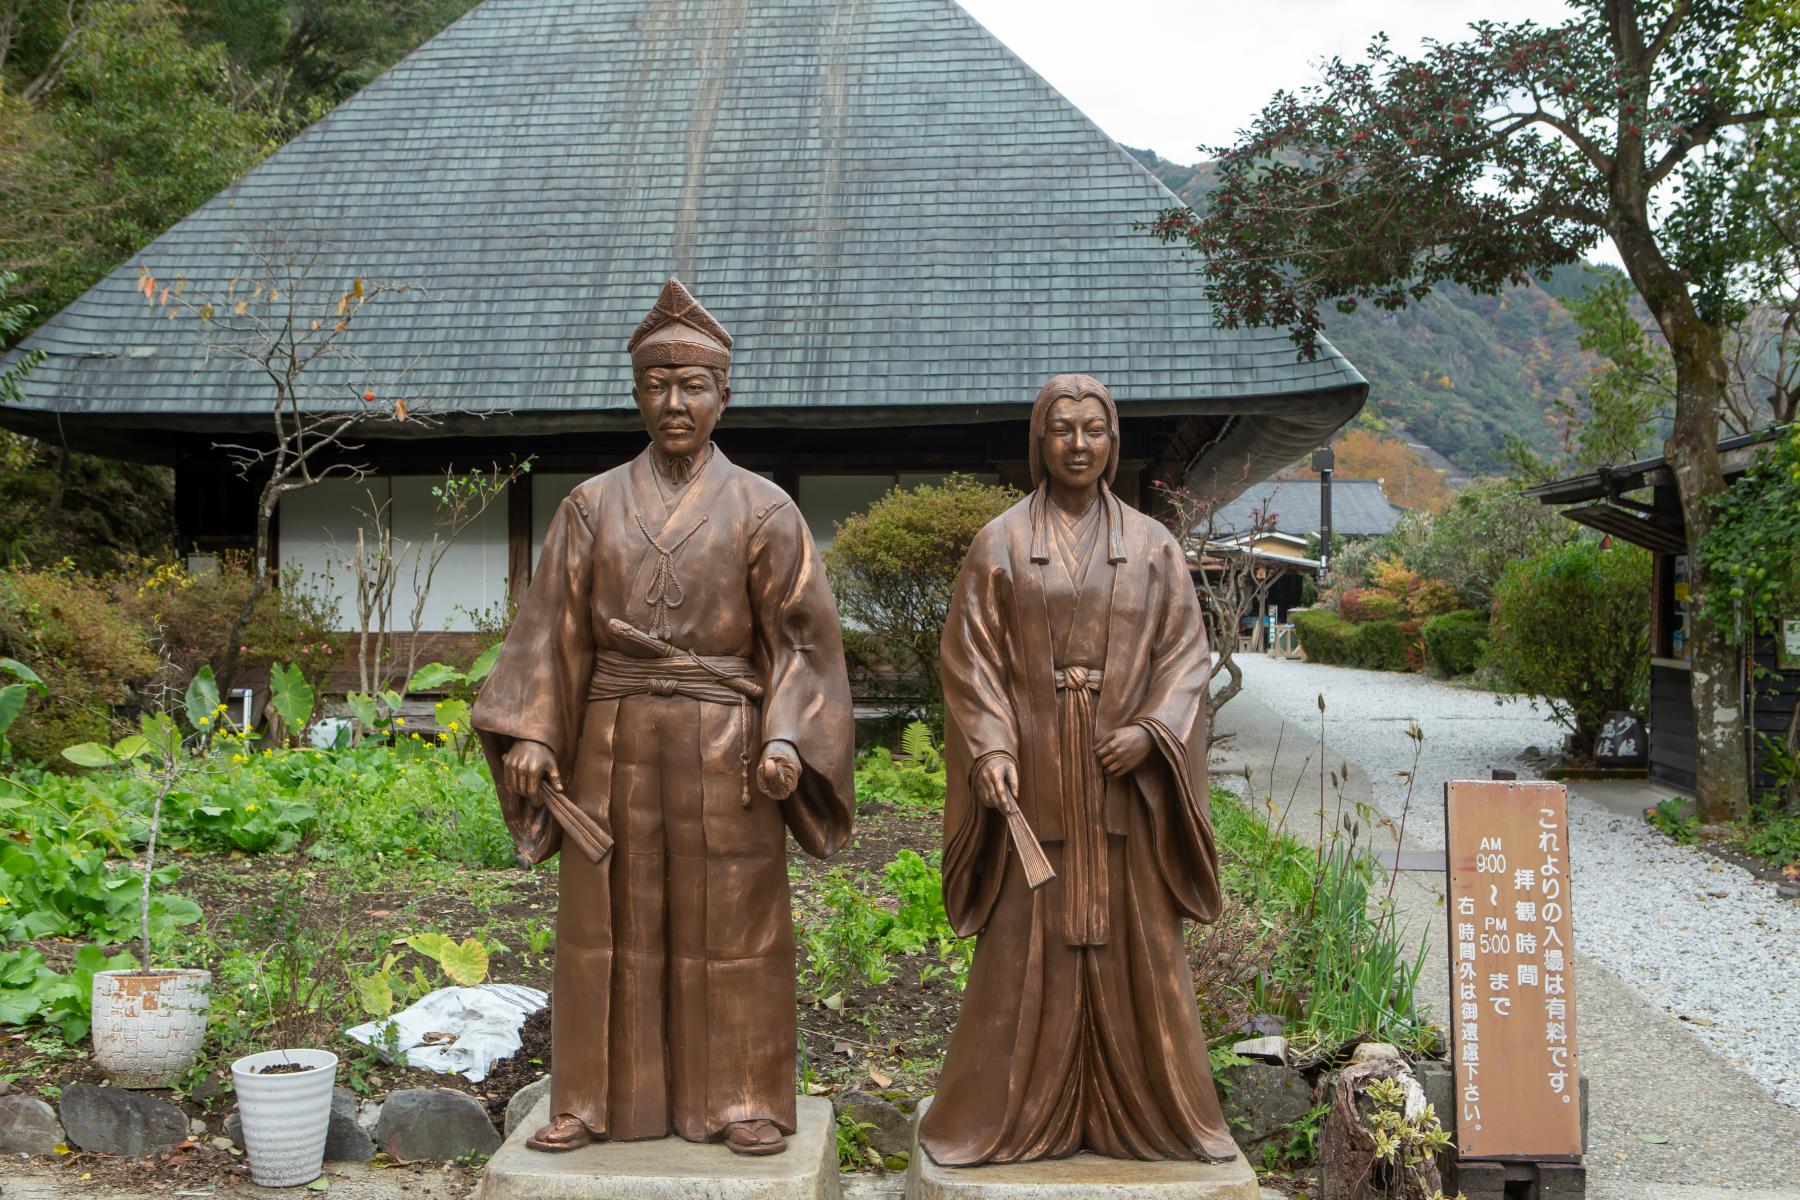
[1156,479,1286,741]
[145,225,442,698]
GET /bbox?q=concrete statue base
[902,1099,1258,1200]
[477,1096,841,1200]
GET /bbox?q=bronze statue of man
[472,279,855,1158]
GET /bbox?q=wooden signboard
[1444,780,1581,1161]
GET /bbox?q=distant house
[0,0,1367,647]
[1195,478,1407,624]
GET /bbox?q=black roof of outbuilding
[1206,478,1405,540]
[0,0,1365,479]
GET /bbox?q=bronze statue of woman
[918,373,1239,1166]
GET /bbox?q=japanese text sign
[1445,780,1581,1160]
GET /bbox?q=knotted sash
[1055,664,1107,946]
[590,649,762,805]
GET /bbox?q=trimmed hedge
[1293,608,1354,664]
[1422,609,1490,677]
[1294,609,1410,670]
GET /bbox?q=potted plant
[231,1047,339,1187]
[70,668,218,1088]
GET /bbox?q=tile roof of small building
[1207,478,1406,540]
[1,0,1365,440]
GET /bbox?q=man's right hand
[974,754,1019,814]
[502,740,561,805]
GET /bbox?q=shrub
[1346,620,1409,671]
[1489,540,1650,757]
[0,565,159,760]
[1406,578,1463,619]
[122,558,344,697]
[1339,588,1405,623]
[1422,610,1490,677]
[1293,608,1354,664]
[1369,556,1420,601]
[825,475,1020,706]
[1408,478,1572,605]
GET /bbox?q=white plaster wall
[280,476,509,633]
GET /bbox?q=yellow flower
[245,803,259,813]
[447,721,460,732]
[0,896,10,906]
[231,754,247,764]
[394,717,406,726]
[197,716,211,728]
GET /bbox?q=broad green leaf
[433,699,470,732]
[346,693,379,727]
[269,664,316,734]
[154,897,203,927]
[138,712,180,760]
[405,662,462,692]
[405,932,453,961]
[380,690,403,710]
[465,642,503,685]
[184,667,220,730]
[0,658,43,689]
[0,684,26,737]
[61,743,118,769]
[353,973,394,1018]
[437,938,489,987]
[111,735,150,761]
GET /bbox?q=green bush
[1346,620,1408,670]
[1422,609,1490,677]
[825,475,1020,707]
[1293,608,1354,663]
[0,565,160,761]
[1489,540,1650,757]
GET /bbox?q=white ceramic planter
[90,968,210,1088]
[232,1049,338,1187]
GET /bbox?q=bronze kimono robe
[918,488,1237,1165]
[472,444,854,1143]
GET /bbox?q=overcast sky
[956,0,1581,164]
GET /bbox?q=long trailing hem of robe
[917,487,1237,1166]
[470,444,854,1143]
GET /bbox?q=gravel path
[1226,656,1800,1112]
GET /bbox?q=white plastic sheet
[344,983,546,1083]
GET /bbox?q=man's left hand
[1096,725,1153,777]
[757,739,801,799]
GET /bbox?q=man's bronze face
[634,365,729,458]
[1040,394,1112,492]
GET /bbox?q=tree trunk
[214,489,276,702]
[1663,322,1748,821]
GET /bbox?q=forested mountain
[1129,146,1622,473]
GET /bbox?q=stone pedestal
[477,1096,841,1200]
[902,1099,1258,1200]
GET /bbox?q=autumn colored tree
[1152,1,1797,818]
[1331,427,1455,514]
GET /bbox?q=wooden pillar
[507,470,533,607]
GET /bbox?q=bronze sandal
[526,1113,594,1152]
[724,1119,787,1156]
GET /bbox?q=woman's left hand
[1095,725,1153,777]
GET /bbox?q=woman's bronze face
[1040,394,1112,491]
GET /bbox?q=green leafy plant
[854,723,947,813]
[0,657,45,758]
[1488,540,1651,758]
[403,932,493,987]
[834,1109,878,1171]
[1645,798,1699,845]
[0,943,139,1041]
[825,475,1021,711]
[268,662,317,743]
[1420,610,1489,678]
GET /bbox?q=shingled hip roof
[1,0,1365,478]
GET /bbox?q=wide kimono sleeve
[1127,527,1222,923]
[938,520,1020,937]
[472,494,597,864]
[747,498,856,860]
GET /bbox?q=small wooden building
[0,0,1367,636]
[1527,430,1797,794]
